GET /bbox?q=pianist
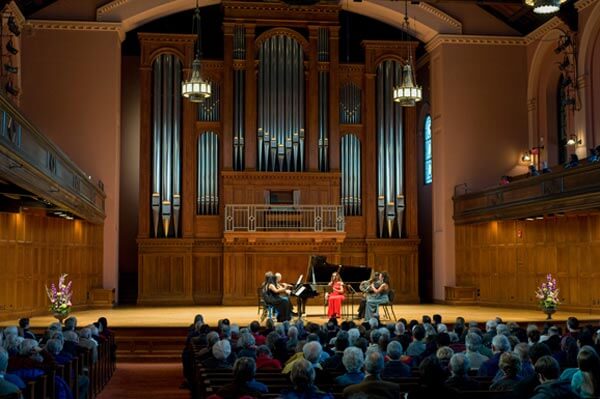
[327,272,345,319]
[263,274,293,322]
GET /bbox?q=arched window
[424,114,432,185]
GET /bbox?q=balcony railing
[224,204,345,232]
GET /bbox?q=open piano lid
[307,255,372,289]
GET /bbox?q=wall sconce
[566,135,582,146]
[521,151,532,162]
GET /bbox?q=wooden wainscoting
[367,239,420,303]
[137,239,194,305]
[0,211,103,321]
[455,215,600,311]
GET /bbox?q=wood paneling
[137,239,194,305]
[455,215,600,311]
[0,211,103,321]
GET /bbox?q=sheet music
[295,286,306,296]
[295,274,303,287]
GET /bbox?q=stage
[2,304,598,328]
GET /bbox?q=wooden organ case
[137,1,420,306]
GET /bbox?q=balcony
[224,204,346,243]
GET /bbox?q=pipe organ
[137,2,420,306]
[151,54,182,238]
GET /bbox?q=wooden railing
[453,160,600,224]
[224,204,345,232]
[0,94,105,223]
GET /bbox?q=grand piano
[292,255,373,318]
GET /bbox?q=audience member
[489,352,522,391]
[381,341,410,379]
[445,353,480,391]
[214,357,268,398]
[530,356,577,399]
[336,346,364,387]
[343,351,400,399]
[280,359,333,399]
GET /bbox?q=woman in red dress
[327,272,345,318]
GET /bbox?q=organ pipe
[376,60,404,238]
[151,54,182,238]
[197,132,219,215]
[257,34,304,172]
[198,82,220,121]
[341,134,361,216]
[340,83,361,124]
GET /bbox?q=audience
[169,311,600,398]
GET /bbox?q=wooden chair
[381,289,397,321]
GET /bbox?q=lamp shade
[181,58,211,102]
[393,63,422,107]
[531,0,561,14]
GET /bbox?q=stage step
[113,326,188,362]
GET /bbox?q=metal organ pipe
[150,54,182,238]
[376,60,405,238]
[257,34,304,172]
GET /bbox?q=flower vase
[53,312,69,324]
[543,307,556,320]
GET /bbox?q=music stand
[344,284,357,320]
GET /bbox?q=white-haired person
[382,341,411,380]
[78,328,98,364]
[203,339,235,370]
[0,347,22,398]
[343,350,401,399]
[445,353,481,391]
[280,359,333,399]
[478,334,511,377]
[464,332,488,370]
[335,346,365,387]
[236,332,257,359]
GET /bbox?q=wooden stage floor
[2,304,599,328]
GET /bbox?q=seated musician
[365,272,390,320]
[263,274,293,322]
[357,272,381,319]
[327,272,345,319]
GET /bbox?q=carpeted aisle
[96,362,191,399]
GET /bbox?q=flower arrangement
[535,273,560,310]
[46,273,73,316]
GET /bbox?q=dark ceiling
[8,0,578,35]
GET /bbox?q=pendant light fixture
[181,1,211,102]
[393,0,422,107]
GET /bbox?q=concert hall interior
[1,0,600,396]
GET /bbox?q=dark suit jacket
[381,360,412,379]
[343,375,401,399]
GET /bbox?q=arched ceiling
[95,0,462,43]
